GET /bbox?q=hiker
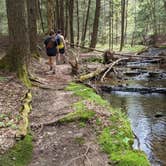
[44,30,57,74]
[55,30,66,64]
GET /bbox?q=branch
[100,58,128,82]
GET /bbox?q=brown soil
[29,57,110,166]
[0,72,27,154]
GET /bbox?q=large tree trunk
[89,0,101,49]
[47,0,54,32]
[27,0,38,54]
[81,0,91,47]
[119,0,126,51]
[69,0,74,47]
[1,0,31,85]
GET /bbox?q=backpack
[45,37,55,49]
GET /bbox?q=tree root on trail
[30,111,72,134]
[65,143,92,166]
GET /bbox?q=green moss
[111,150,150,166]
[79,122,86,128]
[0,134,33,166]
[83,56,103,63]
[16,91,32,138]
[18,65,31,88]
[66,83,109,106]
[66,83,150,166]
[74,137,85,145]
[98,109,150,165]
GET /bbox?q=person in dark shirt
[44,30,57,74]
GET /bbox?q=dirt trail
[29,57,109,166]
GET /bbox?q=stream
[101,48,166,166]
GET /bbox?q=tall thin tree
[81,0,91,46]
[27,0,38,54]
[69,0,74,47]
[90,0,101,49]
[119,0,126,51]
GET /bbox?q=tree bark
[60,0,65,34]
[76,0,80,45]
[38,0,45,33]
[2,0,31,85]
[69,0,74,47]
[81,0,91,46]
[119,0,126,51]
[47,0,54,32]
[90,0,101,49]
[64,0,69,38]
[27,0,38,54]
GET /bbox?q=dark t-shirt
[44,36,57,56]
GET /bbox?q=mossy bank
[66,82,150,166]
[0,134,33,166]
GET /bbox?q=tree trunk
[64,0,69,38]
[60,0,65,34]
[119,0,125,51]
[47,0,54,32]
[2,0,31,86]
[38,0,45,33]
[81,0,91,46]
[124,0,128,44]
[89,0,101,49]
[69,0,74,47]
[27,0,38,54]
[76,0,80,45]
[55,0,60,30]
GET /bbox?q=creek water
[101,48,166,166]
[102,91,166,166]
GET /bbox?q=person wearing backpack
[55,30,66,65]
[44,30,57,74]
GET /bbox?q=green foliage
[66,82,109,106]
[0,134,33,166]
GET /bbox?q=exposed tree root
[65,143,92,166]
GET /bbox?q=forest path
[29,57,109,166]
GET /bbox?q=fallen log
[79,58,128,82]
[99,85,166,94]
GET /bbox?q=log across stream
[99,85,166,94]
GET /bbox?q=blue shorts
[47,48,57,56]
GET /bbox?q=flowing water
[101,48,166,165]
[103,91,166,166]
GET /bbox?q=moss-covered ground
[0,134,33,166]
[66,82,150,166]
